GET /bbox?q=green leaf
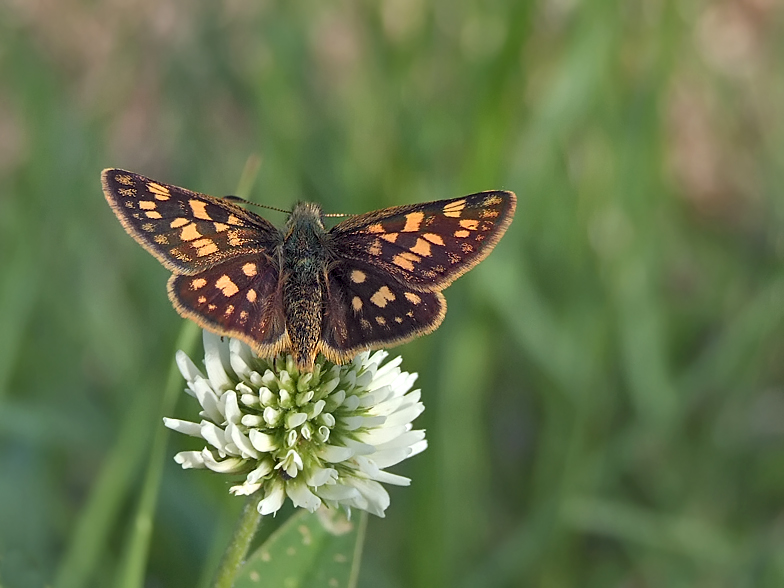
[233,509,367,588]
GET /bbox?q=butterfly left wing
[102,168,281,274]
[320,261,446,364]
[168,252,289,357]
[328,191,516,291]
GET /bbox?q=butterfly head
[286,202,325,235]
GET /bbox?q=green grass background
[2,1,784,586]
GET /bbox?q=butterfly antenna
[223,195,291,215]
[323,213,353,218]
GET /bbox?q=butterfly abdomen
[281,203,330,370]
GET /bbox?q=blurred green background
[2,0,784,586]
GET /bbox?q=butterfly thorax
[281,203,329,370]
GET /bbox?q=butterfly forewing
[169,252,288,355]
[102,169,281,274]
[328,191,516,291]
[321,262,445,363]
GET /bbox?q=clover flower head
[164,331,427,517]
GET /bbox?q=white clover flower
[164,331,427,517]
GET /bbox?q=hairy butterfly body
[102,169,516,371]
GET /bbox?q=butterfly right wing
[319,260,445,364]
[102,168,281,274]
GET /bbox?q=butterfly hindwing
[320,261,445,364]
[328,191,516,291]
[169,253,288,355]
[102,169,281,274]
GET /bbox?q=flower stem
[211,497,262,588]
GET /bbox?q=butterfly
[102,169,516,371]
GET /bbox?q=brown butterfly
[102,169,516,371]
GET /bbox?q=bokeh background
[2,0,784,586]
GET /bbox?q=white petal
[309,399,326,419]
[367,447,411,469]
[258,481,286,515]
[200,421,229,453]
[348,478,389,517]
[203,331,234,391]
[342,438,375,455]
[286,480,322,512]
[200,450,246,473]
[230,482,262,496]
[307,466,338,487]
[358,386,393,408]
[408,439,428,457]
[315,484,360,502]
[342,395,360,411]
[191,378,223,422]
[355,425,408,446]
[227,422,258,459]
[246,459,274,483]
[340,415,386,431]
[286,412,308,429]
[241,414,265,428]
[173,451,205,468]
[162,418,202,437]
[370,470,411,486]
[318,444,354,463]
[263,406,282,426]
[228,338,256,379]
[223,391,242,424]
[374,430,425,452]
[249,429,277,452]
[176,350,204,383]
[381,403,424,428]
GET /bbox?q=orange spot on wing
[381,233,398,243]
[170,218,189,229]
[459,219,479,230]
[404,292,422,304]
[189,200,212,220]
[410,238,432,257]
[423,233,445,246]
[195,240,219,257]
[191,278,207,290]
[454,230,470,238]
[216,275,240,297]
[370,286,396,308]
[242,263,257,277]
[180,223,202,241]
[144,210,162,219]
[443,199,466,218]
[138,201,156,210]
[392,254,415,271]
[402,212,424,232]
[147,182,171,201]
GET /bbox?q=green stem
[211,496,263,588]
